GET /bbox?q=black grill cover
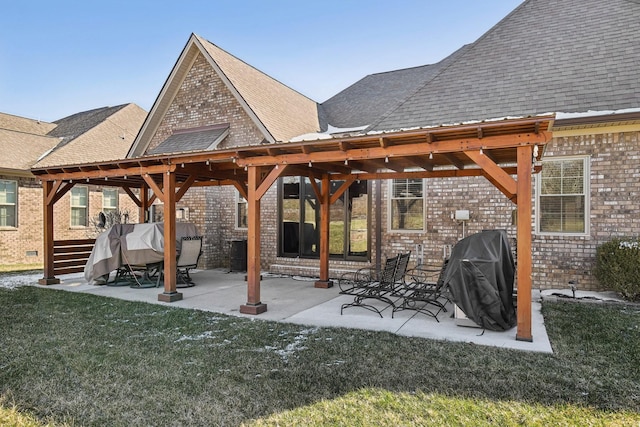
[443,230,516,331]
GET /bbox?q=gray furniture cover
[443,230,516,331]
[84,222,198,282]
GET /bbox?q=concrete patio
[33,268,553,353]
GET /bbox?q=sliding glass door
[279,177,369,260]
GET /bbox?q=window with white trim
[389,178,424,231]
[0,180,17,227]
[70,186,88,227]
[537,156,589,234]
[102,188,118,216]
[236,190,247,229]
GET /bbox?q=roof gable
[128,34,321,157]
[371,0,640,131]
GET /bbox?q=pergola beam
[464,150,518,202]
[234,132,550,168]
[36,163,175,183]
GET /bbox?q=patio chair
[175,236,203,288]
[338,251,411,317]
[392,259,450,321]
[117,262,163,288]
[393,251,411,288]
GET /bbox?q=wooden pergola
[32,115,554,341]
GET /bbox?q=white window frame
[236,190,248,230]
[70,186,89,227]
[535,155,590,236]
[0,179,17,228]
[102,188,119,215]
[388,178,425,232]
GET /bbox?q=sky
[0,0,523,123]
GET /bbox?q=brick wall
[0,175,43,265]
[148,52,266,153]
[531,131,640,290]
[378,174,516,270]
[0,177,139,266]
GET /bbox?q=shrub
[594,237,640,301]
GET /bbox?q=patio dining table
[84,222,198,283]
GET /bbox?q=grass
[0,264,42,273]
[1,286,639,426]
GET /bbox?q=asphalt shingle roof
[0,129,60,171]
[33,103,147,168]
[0,112,56,135]
[370,0,640,131]
[48,105,129,145]
[320,45,470,129]
[196,35,321,143]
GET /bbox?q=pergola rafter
[32,116,554,342]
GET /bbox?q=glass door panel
[302,177,319,256]
[329,193,345,256]
[281,177,300,255]
[348,181,369,257]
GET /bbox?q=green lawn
[1,285,639,426]
[0,264,42,273]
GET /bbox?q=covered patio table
[84,222,198,283]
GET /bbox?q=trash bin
[229,239,247,272]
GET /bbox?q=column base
[240,303,268,315]
[516,334,533,342]
[38,277,60,285]
[314,280,334,289]
[158,292,183,302]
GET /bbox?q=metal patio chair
[392,258,450,321]
[338,251,411,317]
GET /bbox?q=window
[150,203,164,223]
[102,188,118,216]
[278,177,369,260]
[537,156,589,234]
[70,186,88,227]
[236,191,247,229]
[0,180,17,227]
[390,178,424,231]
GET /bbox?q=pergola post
[39,179,60,285]
[241,166,267,314]
[158,170,182,302]
[315,173,333,288]
[516,145,533,341]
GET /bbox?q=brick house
[0,104,146,266]
[107,0,638,293]
[30,0,639,305]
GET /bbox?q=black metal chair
[118,262,163,288]
[338,251,411,317]
[392,259,450,321]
